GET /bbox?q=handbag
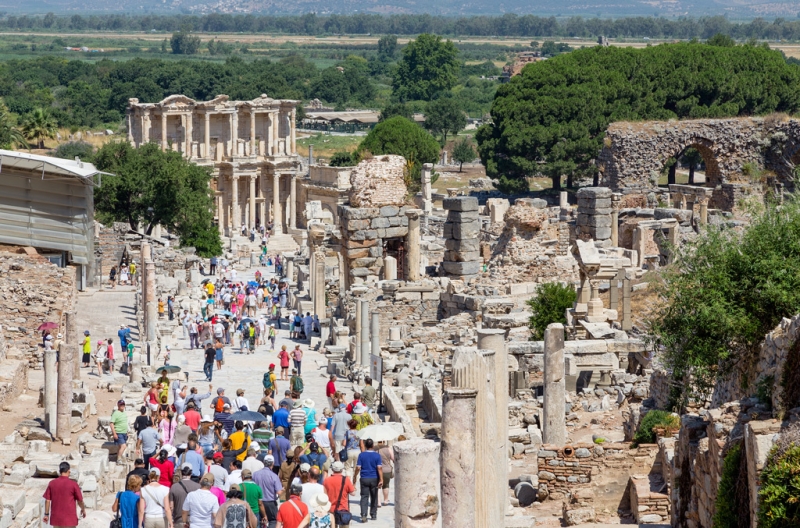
[333,475,352,525]
[110,494,122,528]
[339,432,351,462]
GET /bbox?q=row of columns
[353,299,383,367]
[221,172,297,235]
[138,109,295,159]
[44,310,80,444]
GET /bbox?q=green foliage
[452,137,477,171]
[713,444,746,528]
[423,98,466,144]
[53,141,95,162]
[632,410,679,446]
[758,443,800,528]
[358,116,440,189]
[393,33,460,101]
[540,40,573,57]
[380,102,412,122]
[648,200,800,406]
[377,35,398,60]
[310,57,375,106]
[707,33,736,47]
[477,42,800,190]
[93,141,221,257]
[170,29,200,55]
[757,376,774,408]
[0,99,26,150]
[329,150,359,167]
[781,340,800,412]
[21,108,56,149]
[526,282,577,340]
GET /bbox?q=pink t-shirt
[210,486,226,505]
[107,344,114,360]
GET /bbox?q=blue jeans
[203,361,213,381]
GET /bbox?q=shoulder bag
[333,475,352,526]
[110,493,122,528]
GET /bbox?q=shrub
[632,410,679,446]
[713,443,750,528]
[758,429,800,528]
[53,141,95,162]
[329,151,358,167]
[526,282,576,340]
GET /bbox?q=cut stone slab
[0,487,25,517]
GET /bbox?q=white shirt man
[182,475,220,528]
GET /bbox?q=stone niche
[339,155,411,285]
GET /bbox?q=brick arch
[658,137,722,187]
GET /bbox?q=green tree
[358,116,440,191]
[477,43,800,192]
[526,282,577,340]
[452,137,476,171]
[648,200,800,407]
[424,98,466,144]
[377,34,398,60]
[392,33,460,101]
[379,102,412,122]
[329,151,358,167]
[758,441,800,528]
[21,108,57,149]
[682,148,704,184]
[53,141,94,162]
[170,30,201,55]
[0,100,27,150]
[93,141,221,257]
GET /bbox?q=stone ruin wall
[598,116,800,206]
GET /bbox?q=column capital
[405,208,423,220]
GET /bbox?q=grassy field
[296,133,363,159]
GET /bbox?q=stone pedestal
[543,323,566,446]
[441,388,477,528]
[560,191,569,209]
[360,300,370,366]
[285,256,294,282]
[250,252,258,267]
[394,439,440,528]
[57,344,76,443]
[389,327,401,341]
[370,312,380,358]
[44,349,57,434]
[405,209,422,282]
[442,197,481,279]
[129,360,142,383]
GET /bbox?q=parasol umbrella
[247,281,259,288]
[240,317,255,325]
[37,322,59,331]
[230,410,266,422]
[201,278,211,285]
[216,310,233,317]
[156,364,182,374]
[356,424,401,442]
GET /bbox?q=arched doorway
[660,139,720,188]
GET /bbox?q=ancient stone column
[314,247,326,318]
[249,109,256,155]
[289,174,297,229]
[231,175,240,233]
[370,312,380,358]
[405,209,422,282]
[290,108,296,155]
[477,328,508,516]
[611,193,621,247]
[394,439,440,528]
[354,298,363,365]
[421,164,433,213]
[360,300,370,366]
[141,242,151,311]
[160,113,167,151]
[272,112,279,156]
[231,111,239,156]
[185,113,193,156]
[65,311,80,381]
[272,172,282,234]
[543,323,566,446]
[216,194,225,236]
[622,271,633,331]
[44,349,58,434]
[441,388,477,528]
[249,175,257,229]
[450,347,500,527]
[698,196,709,226]
[142,112,151,143]
[57,344,76,443]
[285,256,294,283]
[560,191,569,209]
[204,112,211,158]
[383,256,397,281]
[145,260,157,343]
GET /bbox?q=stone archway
[658,137,721,188]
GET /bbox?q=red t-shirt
[346,400,360,414]
[148,458,174,487]
[278,350,290,368]
[43,476,83,527]
[326,381,336,398]
[323,474,355,512]
[276,497,308,528]
[184,410,201,431]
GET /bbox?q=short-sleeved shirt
[361,386,377,408]
[111,410,129,434]
[289,409,306,430]
[276,497,308,528]
[323,475,355,512]
[204,347,216,364]
[168,479,201,524]
[182,489,220,528]
[356,451,382,479]
[138,428,160,454]
[239,482,262,515]
[43,476,83,527]
[229,431,250,461]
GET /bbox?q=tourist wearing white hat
[351,402,374,430]
[142,466,172,528]
[310,493,332,527]
[302,399,317,437]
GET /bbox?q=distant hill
[9,0,800,17]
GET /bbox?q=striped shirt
[289,408,306,430]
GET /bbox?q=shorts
[147,402,158,412]
[382,470,393,489]
[115,433,128,445]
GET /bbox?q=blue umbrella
[247,281,259,288]
[230,410,266,422]
[240,317,255,325]
[216,310,233,317]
